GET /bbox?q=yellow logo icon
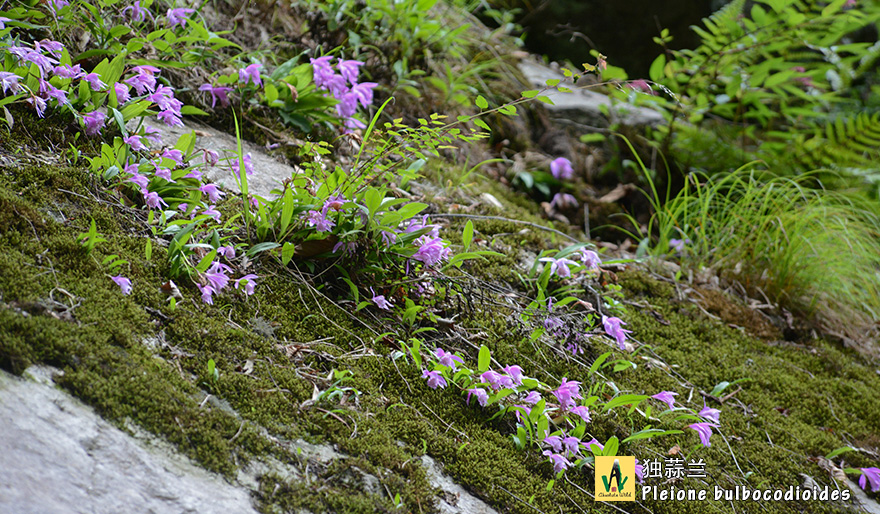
[595,456,635,501]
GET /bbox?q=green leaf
[110,108,126,137]
[649,54,667,82]
[603,436,619,457]
[764,70,794,88]
[352,96,393,173]
[119,100,151,122]
[536,416,549,442]
[340,277,359,303]
[475,95,488,109]
[521,90,539,98]
[109,24,130,38]
[589,352,611,375]
[622,428,683,444]
[408,338,422,369]
[264,83,279,104]
[822,0,847,17]
[180,105,209,116]
[144,239,152,260]
[612,361,635,372]
[825,446,855,460]
[579,133,606,144]
[498,104,517,116]
[279,188,294,235]
[477,345,490,372]
[473,118,491,132]
[393,202,428,221]
[174,131,196,155]
[462,220,474,251]
[195,249,217,272]
[281,242,296,266]
[709,381,731,397]
[603,394,648,412]
[246,242,280,257]
[709,378,751,397]
[529,399,546,424]
[363,188,383,219]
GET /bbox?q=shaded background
[495,0,724,76]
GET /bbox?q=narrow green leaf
[649,54,666,82]
[195,249,217,272]
[622,429,683,444]
[279,188,294,235]
[825,446,855,460]
[462,220,474,251]
[477,345,490,372]
[589,352,611,375]
[111,108,126,137]
[281,241,295,265]
[604,436,619,457]
[473,118,491,132]
[180,105,209,116]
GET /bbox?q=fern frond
[795,112,880,171]
[692,0,746,54]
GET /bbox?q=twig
[430,213,581,243]
[563,476,655,514]
[718,430,747,479]
[559,485,589,513]
[391,355,413,394]
[493,484,547,514]
[57,188,145,217]
[720,386,742,403]
[583,203,590,240]
[316,407,350,428]
[826,394,841,423]
[229,420,246,443]
[419,400,469,440]
[700,386,741,405]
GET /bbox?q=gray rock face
[518,59,665,128]
[0,366,260,514]
[0,366,506,514]
[133,118,300,199]
[421,456,499,514]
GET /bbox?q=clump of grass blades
[644,164,880,343]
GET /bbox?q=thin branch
[430,213,582,243]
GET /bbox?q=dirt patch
[692,288,782,341]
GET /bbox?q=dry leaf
[160,280,182,299]
[598,184,637,203]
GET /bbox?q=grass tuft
[650,167,880,346]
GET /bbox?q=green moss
[608,271,880,511]
[618,270,675,299]
[257,472,397,514]
[3,122,879,514]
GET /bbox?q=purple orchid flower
[688,422,719,447]
[421,369,447,390]
[369,287,392,310]
[550,157,573,180]
[651,391,678,411]
[111,276,132,295]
